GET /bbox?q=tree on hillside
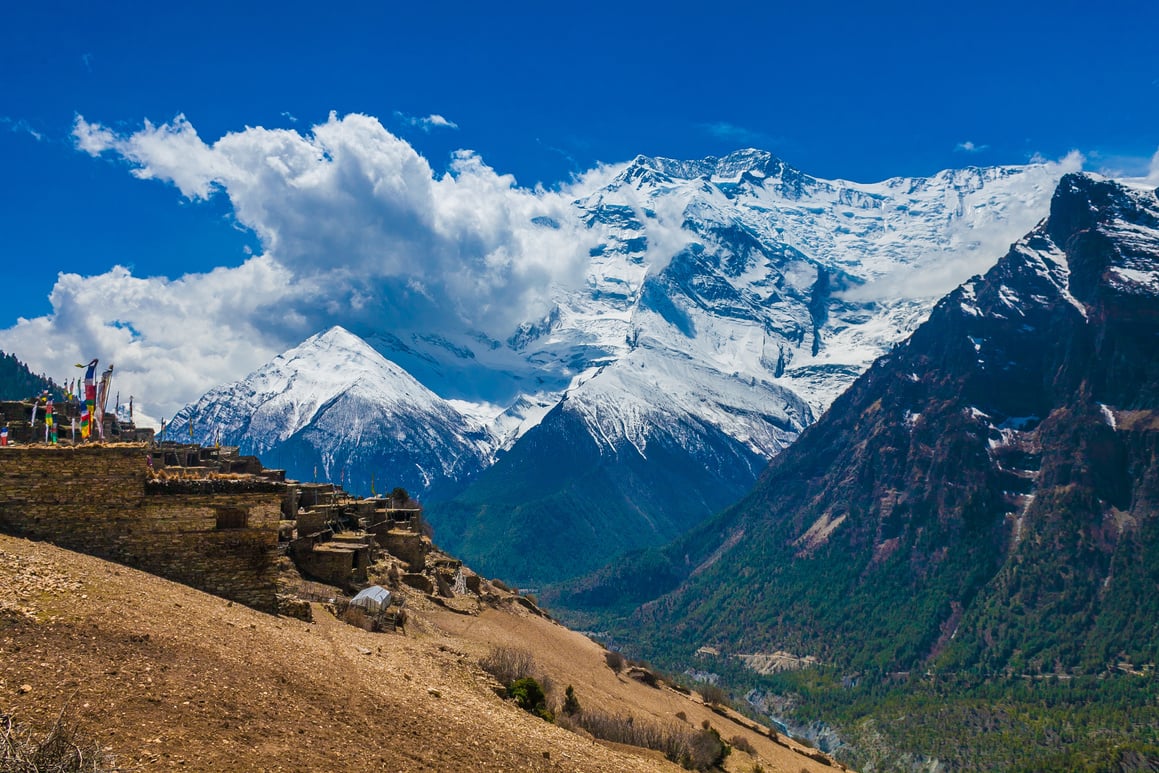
[0,351,57,401]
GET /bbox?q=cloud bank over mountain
[0,110,1098,424]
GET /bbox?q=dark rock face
[427,397,770,586]
[570,175,1159,675]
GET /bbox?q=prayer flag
[80,359,98,440]
[95,365,113,440]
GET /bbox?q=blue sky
[1,0,1157,419]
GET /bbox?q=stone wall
[0,444,282,611]
[372,527,429,572]
[291,542,359,588]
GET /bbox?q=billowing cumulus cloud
[6,112,604,421]
[0,258,299,427]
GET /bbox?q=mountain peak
[711,148,797,180]
[302,325,373,352]
[617,148,799,188]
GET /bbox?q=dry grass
[2,532,844,773]
[1,703,115,773]
[1,534,680,772]
[557,708,727,771]
[479,645,537,686]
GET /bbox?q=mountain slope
[552,173,1159,678]
[173,326,494,498]
[540,173,1159,768]
[2,530,845,773]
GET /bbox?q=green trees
[507,677,553,721]
[0,351,56,401]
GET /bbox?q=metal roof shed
[349,585,391,614]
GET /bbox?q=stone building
[0,443,282,611]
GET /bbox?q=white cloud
[955,140,989,153]
[74,113,233,199]
[72,115,116,154]
[10,112,603,420]
[0,258,297,427]
[393,111,459,132]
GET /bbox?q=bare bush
[479,646,536,686]
[730,734,756,755]
[566,709,688,763]
[604,650,625,674]
[699,682,729,707]
[687,725,728,770]
[0,706,114,773]
[560,707,727,771]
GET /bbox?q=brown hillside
[0,534,838,772]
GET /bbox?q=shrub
[507,677,553,722]
[562,685,581,716]
[1,708,114,772]
[687,725,729,770]
[490,578,510,592]
[730,734,756,755]
[604,650,626,674]
[675,711,688,722]
[479,646,536,686]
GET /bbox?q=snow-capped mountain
[556,172,1159,730]
[427,151,1069,582]
[172,326,494,498]
[178,149,1073,582]
[366,151,1070,432]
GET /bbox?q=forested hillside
[0,351,56,401]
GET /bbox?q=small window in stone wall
[215,506,248,530]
